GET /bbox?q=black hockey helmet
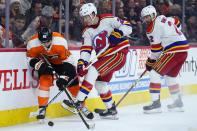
[38,27,52,43]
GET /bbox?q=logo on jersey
[93,30,108,53]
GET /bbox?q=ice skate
[167,95,184,112]
[99,102,118,120]
[143,99,162,114]
[61,99,78,114]
[81,106,94,119]
[36,106,46,123]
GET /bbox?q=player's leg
[166,75,184,111]
[95,80,118,119]
[93,51,127,118]
[150,52,187,112]
[37,74,53,121]
[143,69,162,113]
[143,53,176,113]
[54,63,94,119]
[75,65,100,106]
[165,52,187,111]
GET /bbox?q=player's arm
[77,31,93,76]
[26,42,53,75]
[167,16,181,31]
[145,21,162,71]
[110,16,133,37]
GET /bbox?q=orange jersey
[0,25,13,48]
[26,32,71,65]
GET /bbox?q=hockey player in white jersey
[141,5,190,113]
[62,3,132,119]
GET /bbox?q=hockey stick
[94,70,147,113]
[30,53,97,129]
[115,70,147,107]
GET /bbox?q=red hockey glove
[145,57,156,71]
[77,59,88,77]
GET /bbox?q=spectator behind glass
[22,6,54,41]
[166,4,182,19]
[97,0,112,15]
[69,6,82,41]
[10,0,23,17]
[135,0,149,46]
[187,16,197,42]
[11,14,26,48]
[20,0,32,15]
[24,0,42,29]
[157,0,172,16]
[124,0,136,15]
[0,0,5,9]
[135,0,147,16]
[116,7,127,20]
[0,9,13,48]
[127,8,141,45]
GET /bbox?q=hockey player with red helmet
[141,5,189,113]
[63,3,132,119]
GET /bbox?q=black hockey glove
[56,76,69,91]
[29,58,53,75]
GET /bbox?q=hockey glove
[56,76,69,91]
[108,28,124,44]
[145,57,156,71]
[29,58,53,75]
[77,59,88,77]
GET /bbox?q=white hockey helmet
[79,3,97,17]
[141,5,157,21]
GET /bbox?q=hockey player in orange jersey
[26,27,93,121]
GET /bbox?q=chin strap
[89,14,96,25]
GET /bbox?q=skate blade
[143,108,162,114]
[88,123,95,130]
[61,103,78,114]
[100,114,119,120]
[168,107,184,112]
[38,119,45,124]
[29,111,39,118]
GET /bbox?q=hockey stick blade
[61,104,78,114]
[94,109,105,114]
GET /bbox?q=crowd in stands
[0,0,197,48]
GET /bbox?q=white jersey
[146,15,189,60]
[80,14,132,62]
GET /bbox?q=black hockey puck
[48,121,54,127]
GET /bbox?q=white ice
[1,94,197,131]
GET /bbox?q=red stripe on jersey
[82,80,93,89]
[80,46,93,51]
[146,20,155,34]
[174,18,179,26]
[151,43,162,48]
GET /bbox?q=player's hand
[56,76,69,91]
[77,59,88,77]
[145,57,156,71]
[109,28,124,44]
[30,58,53,75]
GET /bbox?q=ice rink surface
[1,94,197,131]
